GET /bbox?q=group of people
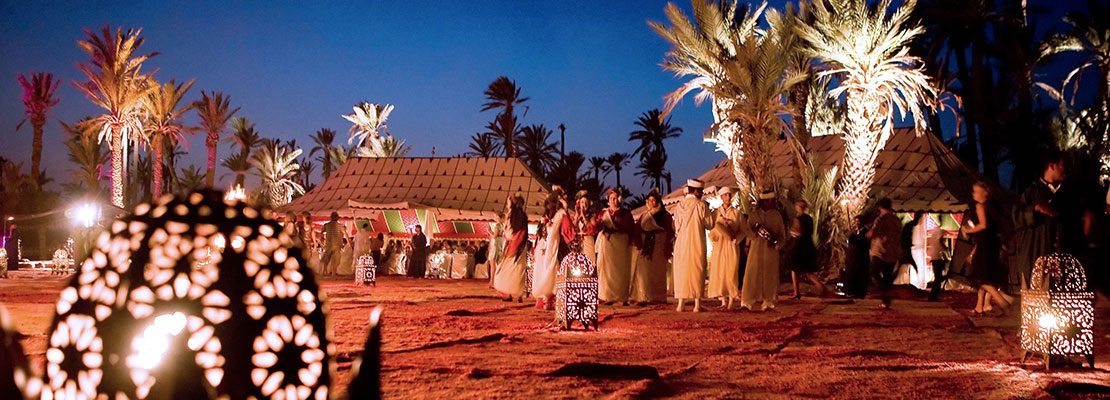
[284,211,424,278]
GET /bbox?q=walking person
[867,198,903,309]
[926,221,949,302]
[407,225,428,278]
[1012,153,1085,288]
[596,188,637,306]
[963,182,1015,315]
[352,222,372,272]
[708,187,743,309]
[494,195,530,301]
[673,179,712,312]
[630,189,674,306]
[318,212,347,276]
[370,233,385,268]
[785,200,823,299]
[741,189,786,311]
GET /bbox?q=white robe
[708,206,744,299]
[531,209,566,299]
[597,209,634,302]
[672,195,712,299]
[742,207,785,309]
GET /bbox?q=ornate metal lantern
[41,191,332,399]
[355,254,377,287]
[51,248,73,275]
[554,252,599,331]
[1020,252,1095,369]
[0,248,7,278]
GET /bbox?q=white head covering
[686,179,704,189]
[758,189,776,200]
[717,186,732,195]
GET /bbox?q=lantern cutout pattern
[0,248,7,278]
[51,248,73,275]
[42,191,332,400]
[554,252,599,331]
[355,255,376,287]
[1020,252,1095,369]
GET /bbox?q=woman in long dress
[574,190,600,265]
[708,187,744,309]
[532,189,574,310]
[595,188,638,306]
[493,195,529,301]
[742,190,785,311]
[962,182,1015,315]
[784,200,823,298]
[631,190,673,305]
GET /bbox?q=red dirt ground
[3,270,1109,399]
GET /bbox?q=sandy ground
[2,270,1109,399]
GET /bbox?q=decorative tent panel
[660,129,995,214]
[282,157,549,222]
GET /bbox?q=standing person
[926,222,949,302]
[319,212,347,276]
[631,189,674,306]
[575,190,600,265]
[963,182,1015,314]
[595,188,637,306]
[1013,153,1085,288]
[408,225,428,278]
[351,222,372,272]
[533,189,574,310]
[742,190,786,311]
[673,179,712,312]
[843,216,871,299]
[785,200,823,299]
[867,198,903,309]
[900,212,924,276]
[494,194,529,301]
[371,233,385,267]
[708,187,743,309]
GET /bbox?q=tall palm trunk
[205,132,218,188]
[153,134,164,199]
[110,132,125,207]
[953,49,981,169]
[836,90,883,227]
[614,167,622,189]
[236,144,251,186]
[501,113,515,157]
[31,118,45,188]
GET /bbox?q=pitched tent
[280,157,550,238]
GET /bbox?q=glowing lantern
[554,252,599,331]
[1020,252,1095,369]
[355,255,377,287]
[224,184,247,202]
[42,190,332,399]
[51,248,73,275]
[0,248,7,278]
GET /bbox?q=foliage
[465,132,503,157]
[62,120,108,196]
[605,152,632,190]
[518,124,559,176]
[309,128,339,179]
[353,135,412,158]
[144,78,195,198]
[251,142,305,207]
[194,91,240,188]
[176,165,206,195]
[17,72,63,183]
[343,101,394,155]
[482,77,529,156]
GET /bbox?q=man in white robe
[672,179,713,312]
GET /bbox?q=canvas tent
[281,157,550,239]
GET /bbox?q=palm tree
[299,159,315,189]
[144,78,195,198]
[16,72,62,187]
[485,113,521,157]
[629,109,682,161]
[517,124,559,176]
[635,148,669,190]
[465,132,502,157]
[327,146,350,170]
[177,165,205,194]
[548,151,586,194]
[796,0,935,223]
[343,102,394,155]
[309,128,339,179]
[220,152,250,186]
[353,135,412,158]
[251,142,305,207]
[481,77,529,156]
[588,156,611,182]
[227,117,261,186]
[73,25,159,207]
[194,91,240,188]
[128,153,153,204]
[61,120,108,196]
[605,152,631,190]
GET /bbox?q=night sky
[0,0,1089,193]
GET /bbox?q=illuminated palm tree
[227,117,261,186]
[343,102,394,155]
[73,26,159,207]
[16,72,63,186]
[465,132,502,157]
[606,152,631,190]
[251,142,305,207]
[62,120,109,196]
[482,77,529,156]
[309,128,339,179]
[796,0,935,222]
[518,124,559,176]
[144,78,195,198]
[353,135,412,158]
[194,91,239,188]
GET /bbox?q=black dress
[966,203,1006,287]
[407,233,428,278]
[843,228,870,298]
[784,214,819,273]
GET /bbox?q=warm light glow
[1038,313,1057,330]
[129,312,188,370]
[213,234,227,251]
[231,236,245,250]
[225,184,248,202]
[72,203,100,228]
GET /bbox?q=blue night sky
[0,0,1090,193]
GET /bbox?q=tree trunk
[615,168,621,190]
[835,90,883,235]
[952,48,981,171]
[205,132,218,188]
[30,118,44,190]
[153,135,164,199]
[971,42,999,181]
[110,132,125,208]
